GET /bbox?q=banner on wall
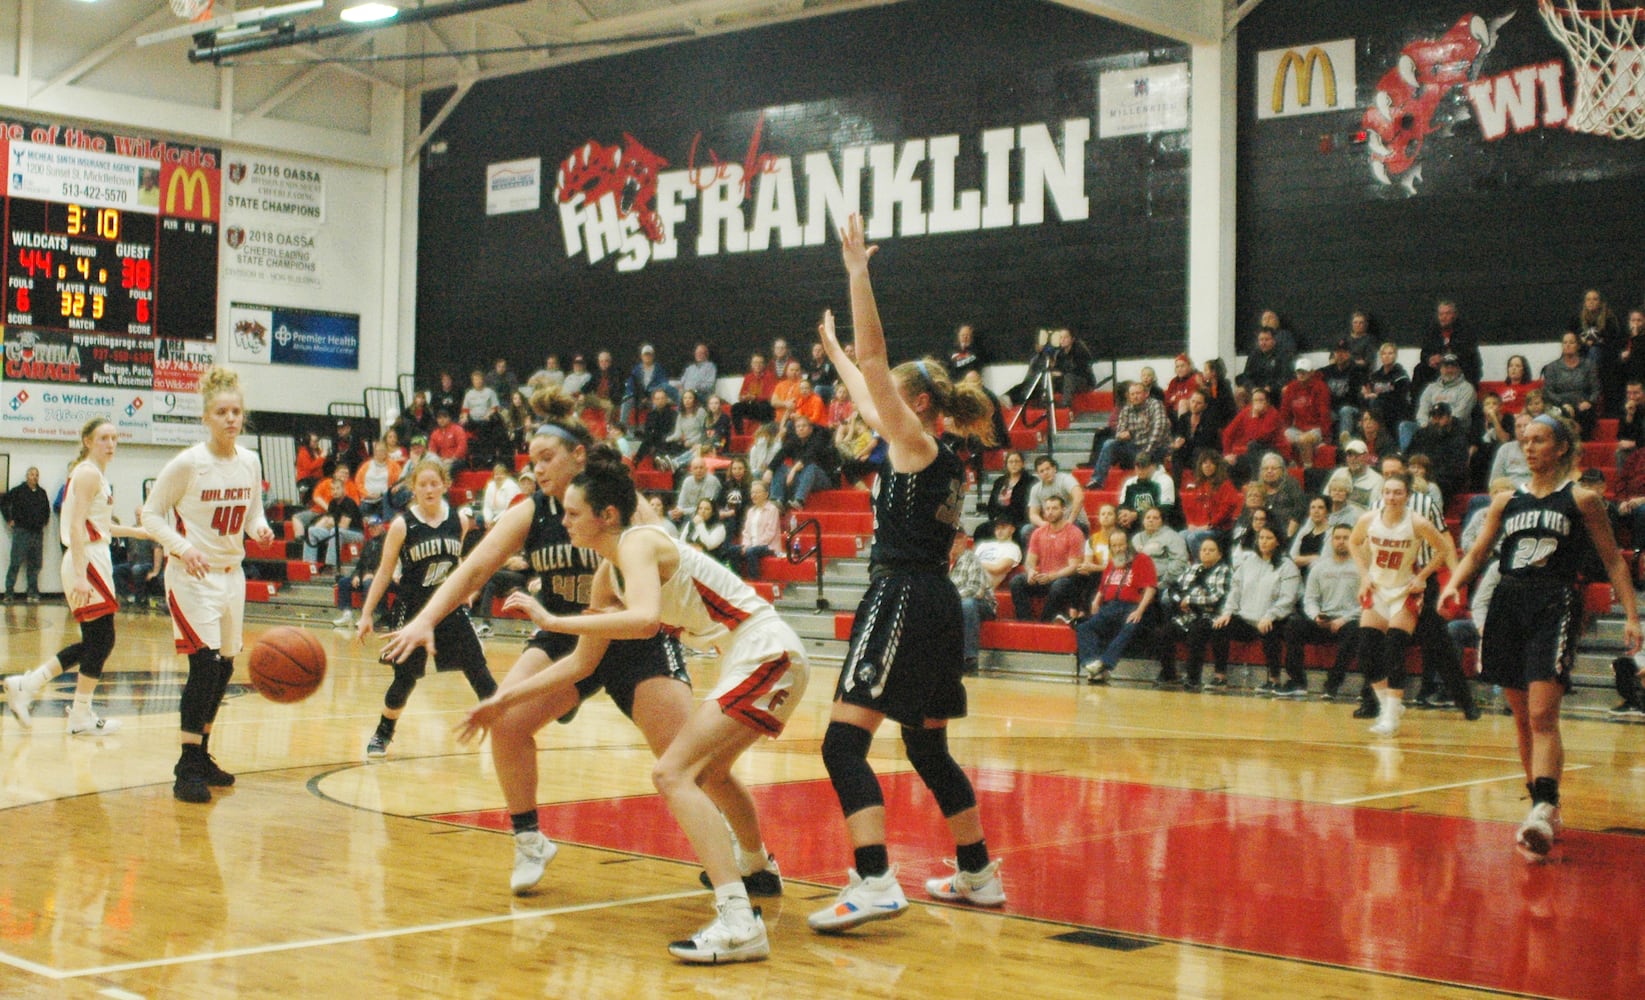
[221,222,321,287]
[1256,39,1357,119]
[227,302,359,370]
[150,337,214,444]
[1,381,151,442]
[5,141,161,212]
[486,158,541,215]
[223,155,325,223]
[1098,62,1190,137]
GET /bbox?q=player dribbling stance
[1442,414,1641,860]
[354,458,496,759]
[142,366,276,803]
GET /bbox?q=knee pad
[821,721,882,818]
[901,726,977,818]
[75,618,117,679]
[56,642,86,672]
[1383,629,1412,688]
[203,656,235,725]
[180,649,221,734]
[1357,629,1386,684]
[385,661,422,711]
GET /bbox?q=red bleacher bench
[1072,390,1113,413]
[805,490,871,512]
[757,556,820,582]
[245,580,278,602]
[246,538,286,561]
[1593,418,1618,442]
[287,560,320,583]
[633,469,672,491]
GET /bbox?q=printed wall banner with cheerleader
[227,302,359,371]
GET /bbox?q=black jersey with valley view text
[526,491,601,614]
[868,439,965,571]
[1494,481,1592,586]
[394,503,465,616]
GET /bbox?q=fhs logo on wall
[550,112,1095,273]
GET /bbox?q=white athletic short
[165,563,247,657]
[706,609,809,736]
[63,544,118,623]
[1361,582,1421,624]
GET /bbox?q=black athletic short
[1479,580,1581,692]
[525,630,690,719]
[835,570,967,727]
[380,606,484,677]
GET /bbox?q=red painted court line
[432,771,1645,999]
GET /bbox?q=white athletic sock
[736,842,769,875]
[713,882,753,918]
[25,661,60,691]
[72,692,92,715]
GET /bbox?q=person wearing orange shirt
[769,360,804,428]
[791,379,828,427]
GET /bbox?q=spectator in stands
[1284,522,1362,700]
[1164,354,1202,415]
[1522,387,1549,419]
[1411,353,1478,442]
[1136,367,1166,405]
[461,369,504,465]
[666,389,709,470]
[1542,330,1601,438]
[1237,328,1292,401]
[487,357,518,400]
[2,466,50,604]
[789,378,828,428]
[1077,503,1121,587]
[1614,379,1645,469]
[1320,340,1363,444]
[589,350,620,407]
[826,382,856,429]
[304,464,365,572]
[529,353,564,388]
[1362,342,1413,428]
[1086,380,1171,490]
[1212,524,1299,694]
[432,371,461,416]
[1074,529,1158,684]
[671,457,721,521]
[400,391,434,440]
[561,354,592,395]
[643,495,681,538]
[296,432,326,506]
[382,428,407,464]
[1027,455,1087,544]
[389,437,429,510]
[634,388,677,468]
[765,414,838,509]
[704,394,732,454]
[1343,440,1385,507]
[770,360,804,427]
[1010,495,1086,622]
[680,499,727,560]
[984,451,1031,539]
[961,369,1010,463]
[1407,453,1445,511]
[1280,358,1332,469]
[1324,468,1367,528]
[330,526,385,630]
[1045,327,1094,406]
[833,409,878,489]
[1115,452,1175,531]
[1289,496,1331,571]
[354,440,402,524]
[516,470,536,501]
[1489,412,1533,487]
[1477,391,1513,467]
[1221,388,1287,482]
[1351,411,1395,468]
[1171,388,1224,479]
[1572,288,1624,411]
[949,324,987,380]
[1622,308,1645,389]
[680,343,718,398]
[1200,358,1238,430]
[331,417,368,474]
[718,458,753,538]
[621,344,673,427]
[1257,308,1299,355]
[116,504,164,608]
[747,422,781,479]
[1497,354,1539,415]
[730,353,777,431]
[429,409,468,469]
[1344,310,1377,372]
[1409,402,1470,501]
[725,479,780,578]
[479,461,521,530]
[1414,299,1482,390]
[806,342,838,401]
[769,337,793,375]
[1230,489,1271,569]
[949,528,995,676]
[501,390,533,457]
[975,517,1023,591]
[1256,451,1306,536]
[1180,450,1241,554]
[1133,506,1188,584]
[1155,535,1233,690]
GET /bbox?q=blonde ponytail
[199,365,243,409]
[894,357,997,445]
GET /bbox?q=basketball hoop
[170,0,216,23]
[1539,0,1645,138]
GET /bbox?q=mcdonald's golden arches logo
[1257,39,1357,121]
[160,163,220,221]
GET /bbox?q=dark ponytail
[571,444,638,523]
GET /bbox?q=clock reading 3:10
[4,198,157,335]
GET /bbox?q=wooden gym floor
[2,603,1643,999]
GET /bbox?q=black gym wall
[413,0,1189,383]
[1237,0,1645,354]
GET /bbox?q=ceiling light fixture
[339,3,399,23]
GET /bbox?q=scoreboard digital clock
[3,197,216,338]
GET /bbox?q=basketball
[248,627,327,703]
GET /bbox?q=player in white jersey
[1349,472,1454,737]
[4,419,147,735]
[462,449,808,965]
[142,367,274,803]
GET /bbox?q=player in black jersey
[382,392,774,900]
[1444,413,1641,861]
[807,214,1006,934]
[355,458,496,761]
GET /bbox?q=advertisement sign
[1257,39,1357,120]
[486,158,542,215]
[227,302,359,371]
[1,381,150,442]
[223,155,325,223]
[221,222,322,287]
[1098,62,1191,137]
[6,140,159,213]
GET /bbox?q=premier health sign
[227,302,360,370]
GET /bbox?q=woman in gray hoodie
[1210,525,1300,692]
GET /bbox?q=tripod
[1007,356,1060,457]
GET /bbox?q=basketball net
[169,0,217,23]
[1539,0,1645,138]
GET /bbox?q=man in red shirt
[729,352,777,431]
[428,409,469,470]
[1008,495,1086,621]
[1221,387,1289,481]
[1280,358,1333,468]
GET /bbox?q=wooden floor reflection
[2,604,1643,998]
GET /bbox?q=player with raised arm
[1441,413,1641,860]
[462,451,808,963]
[807,214,1005,934]
[4,419,148,734]
[141,367,276,803]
